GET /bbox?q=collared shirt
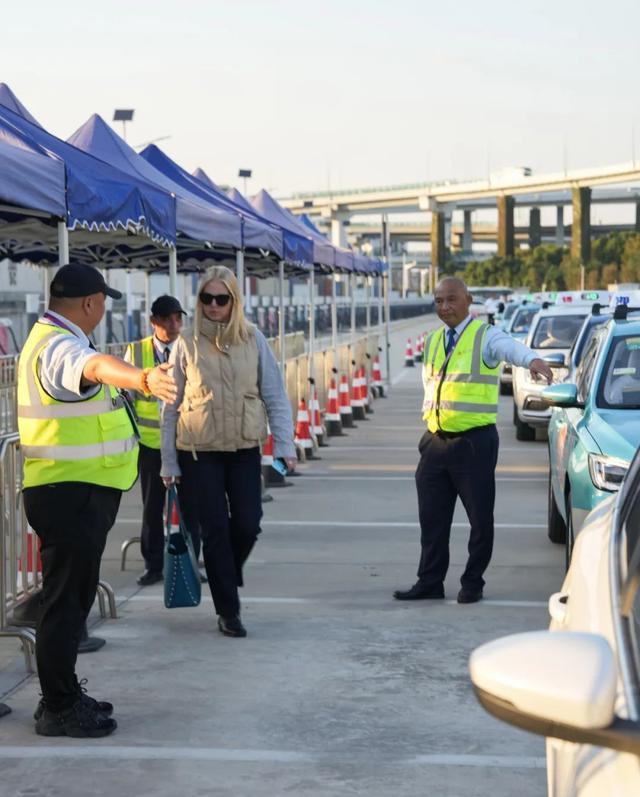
[443,315,537,369]
[36,310,101,402]
[152,336,175,363]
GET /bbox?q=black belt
[432,424,495,439]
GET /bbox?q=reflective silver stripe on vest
[22,436,138,461]
[137,417,160,429]
[471,322,488,375]
[132,342,143,369]
[443,372,499,386]
[437,400,497,413]
[18,393,124,419]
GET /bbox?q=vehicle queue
[469,287,640,797]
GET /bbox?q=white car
[469,447,640,796]
[512,306,588,440]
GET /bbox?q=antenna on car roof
[592,303,601,315]
[542,301,551,309]
[613,305,640,320]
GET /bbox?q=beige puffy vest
[176,320,268,453]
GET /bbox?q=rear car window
[510,307,539,333]
[532,314,587,349]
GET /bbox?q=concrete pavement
[0,315,562,796]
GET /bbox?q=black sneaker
[34,679,114,721]
[35,699,117,738]
[218,615,247,638]
[137,570,163,586]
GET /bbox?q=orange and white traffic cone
[294,398,321,460]
[372,354,385,398]
[404,339,415,367]
[339,374,356,428]
[309,381,328,447]
[325,377,344,436]
[351,363,367,421]
[262,427,292,487]
[18,527,42,585]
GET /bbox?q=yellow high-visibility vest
[127,336,161,450]
[18,320,138,490]
[422,319,499,433]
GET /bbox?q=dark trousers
[138,444,166,573]
[415,425,499,591]
[23,482,121,712]
[177,447,262,618]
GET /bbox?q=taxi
[544,307,640,565]
[498,302,541,394]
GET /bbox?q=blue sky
[2,0,639,195]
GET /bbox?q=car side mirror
[469,631,640,756]
[541,384,580,407]
[543,352,566,367]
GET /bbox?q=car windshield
[572,317,609,367]
[531,314,587,349]
[598,335,640,409]
[510,307,539,333]
[502,303,519,321]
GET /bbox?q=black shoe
[457,588,483,604]
[218,615,247,638]
[137,570,163,586]
[393,583,445,601]
[35,699,117,738]
[34,679,114,721]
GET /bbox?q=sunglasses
[199,291,232,307]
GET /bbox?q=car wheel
[564,491,575,571]
[548,472,567,544]
[515,413,536,441]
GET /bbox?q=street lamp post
[113,109,135,142]
[238,168,252,196]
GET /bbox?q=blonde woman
[161,266,296,637]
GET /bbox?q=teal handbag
[164,486,201,609]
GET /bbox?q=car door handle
[549,592,569,624]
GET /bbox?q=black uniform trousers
[177,447,262,618]
[23,482,121,712]
[138,443,166,574]
[415,424,499,592]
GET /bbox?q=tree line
[443,232,640,290]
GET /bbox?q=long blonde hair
[194,265,251,345]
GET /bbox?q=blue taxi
[544,306,640,566]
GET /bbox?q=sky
[2,0,639,197]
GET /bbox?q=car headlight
[588,454,630,492]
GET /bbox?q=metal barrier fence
[0,355,18,437]
[0,434,37,670]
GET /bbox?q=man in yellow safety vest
[125,295,185,586]
[18,263,176,738]
[394,278,553,604]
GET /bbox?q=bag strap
[166,485,190,545]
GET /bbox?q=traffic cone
[362,361,374,414]
[339,374,356,428]
[351,363,367,421]
[309,381,328,447]
[294,398,321,460]
[372,355,385,398]
[325,377,344,436]
[262,428,292,487]
[404,339,415,367]
[414,336,423,363]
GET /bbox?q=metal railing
[0,355,18,437]
[0,434,37,670]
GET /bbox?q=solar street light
[113,109,135,141]
[238,168,252,196]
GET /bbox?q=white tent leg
[308,268,315,383]
[331,273,338,369]
[169,248,178,296]
[278,260,286,375]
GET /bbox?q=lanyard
[42,312,81,338]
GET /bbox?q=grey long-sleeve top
[161,328,296,478]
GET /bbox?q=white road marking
[0,746,545,768]
[263,476,546,482]
[260,520,546,529]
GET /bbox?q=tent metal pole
[169,248,178,296]
[236,249,244,289]
[57,221,69,270]
[99,269,108,350]
[144,271,151,335]
[384,271,391,389]
[377,274,383,339]
[278,260,286,375]
[308,268,315,384]
[365,276,371,337]
[331,272,338,370]
[350,273,356,348]
[42,268,50,312]
[125,270,133,341]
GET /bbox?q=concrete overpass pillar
[431,209,446,289]
[635,201,640,232]
[497,195,515,257]
[528,207,541,249]
[330,215,349,248]
[462,209,473,253]
[555,206,565,245]
[571,187,591,263]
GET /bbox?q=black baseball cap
[50,263,122,300]
[150,295,186,317]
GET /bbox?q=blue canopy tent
[139,147,283,262]
[0,93,176,272]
